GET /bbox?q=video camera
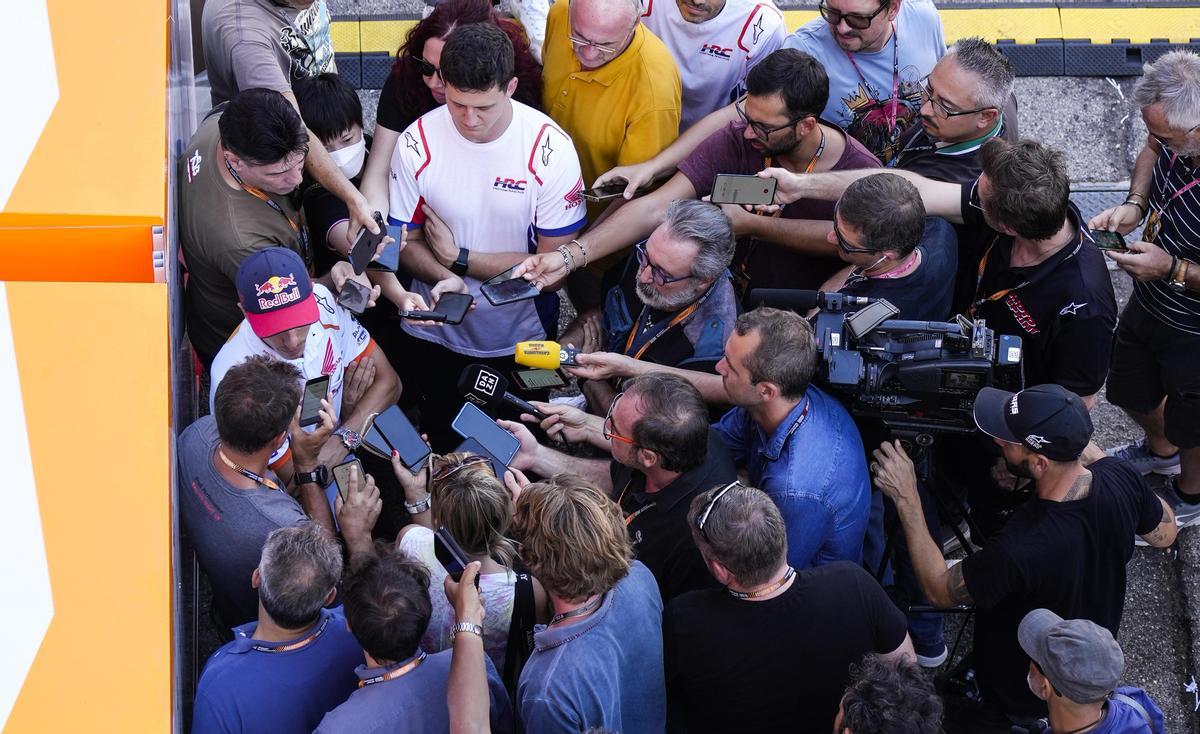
[749,289,1024,434]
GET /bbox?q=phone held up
[299,375,331,427]
[434,526,479,588]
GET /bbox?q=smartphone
[451,402,520,468]
[332,458,365,503]
[299,374,331,427]
[336,278,372,314]
[371,405,432,473]
[581,183,630,202]
[434,526,478,586]
[1088,229,1128,251]
[366,234,401,272]
[511,368,567,391]
[711,173,777,206]
[453,437,505,479]
[481,277,540,307]
[360,423,390,459]
[349,211,387,274]
[399,292,474,324]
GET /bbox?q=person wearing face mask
[1017,609,1165,734]
[870,384,1177,733]
[555,200,740,415]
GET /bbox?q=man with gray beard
[559,199,740,414]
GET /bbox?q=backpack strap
[1113,692,1154,730]
[502,559,537,697]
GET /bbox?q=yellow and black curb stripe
[331,5,1200,88]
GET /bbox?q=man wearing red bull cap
[870,383,1176,732]
[211,247,401,490]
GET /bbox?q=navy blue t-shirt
[839,216,958,322]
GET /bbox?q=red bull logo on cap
[255,273,302,311]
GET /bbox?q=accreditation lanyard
[616,478,656,527]
[225,159,311,260]
[358,651,428,688]
[623,282,716,360]
[967,235,1083,318]
[218,449,282,491]
[1144,153,1200,244]
[249,615,330,653]
[763,399,811,464]
[845,23,900,139]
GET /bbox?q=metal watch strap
[335,427,362,451]
[451,622,483,639]
[450,247,469,276]
[403,493,432,514]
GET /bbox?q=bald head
[568,0,640,69]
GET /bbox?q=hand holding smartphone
[299,375,331,427]
[332,458,365,502]
[349,211,388,274]
[1088,228,1128,251]
[336,278,373,314]
[398,292,474,324]
[434,526,479,588]
[711,174,777,206]
[480,266,541,307]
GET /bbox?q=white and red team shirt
[641,0,785,129]
[388,101,587,358]
[208,284,376,468]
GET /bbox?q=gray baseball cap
[1018,609,1124,704]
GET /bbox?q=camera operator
[870,384,1176,733]
[665,482,913,734]
[507,373,736,603]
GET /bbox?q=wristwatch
[451,621,483,640]
[295,464,330,487]
[450,247,469,276]
[335,427,362,451]
[1168,256,1190,293]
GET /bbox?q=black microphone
[747,289,874,312]
[458,364,549,420]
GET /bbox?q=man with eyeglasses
[554,200,739,413]
[664,482,913,733]
[385,23,587,451]
[516,49,880,295]
[502,372,736,603]
[1090,50,1200,528]
[542,0,682,209]
[638,0,786,129]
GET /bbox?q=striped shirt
[1136,148,1200,335]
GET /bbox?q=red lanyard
[845,22,900,137]
[358,651,428,688]
[249,615,330,653]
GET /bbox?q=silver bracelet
[403,493,431,514]
[451,621,483,640]
[557,244,576,274]
[570,239,588,268]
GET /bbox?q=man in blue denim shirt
[713,307,872,569]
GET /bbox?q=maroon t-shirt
[679,122,881,290]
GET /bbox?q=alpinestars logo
[1025,434,1052,449]
[701,43,733,59]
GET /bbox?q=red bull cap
[236,247,318,338]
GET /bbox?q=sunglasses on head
[695,481,742,543]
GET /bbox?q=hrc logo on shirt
[700,44,733,59]
[493,177,528,193]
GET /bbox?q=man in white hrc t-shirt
[387,22,587,449]
[640,0,785,130]
[210,247,401,481]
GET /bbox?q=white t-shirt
[388,101,587,358]
[209,284,375,467]
[640,0,786,129]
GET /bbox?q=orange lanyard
[249,615,330,653]
[968,239,1018,318]
[616,478,656,527]
[623,282,715,360]
[358,651,428,688]
[218,449,281,491]
[226,159,311,259]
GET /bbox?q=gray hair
[944,37,1015,111]
[687,484,787,587]
[839,173,926,256]
[1135,50,1200,129]
[661,199,735,281]
[258,524,344,628]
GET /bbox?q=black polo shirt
[610,430,736,603]
[892,117,1007,186]
[961,197,1117,395]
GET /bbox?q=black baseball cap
[973,384,1093,461]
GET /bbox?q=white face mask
[1027,671,1047,701]
[329,136,367,179]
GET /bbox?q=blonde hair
[430,452,517,566]
[512,474,632,601]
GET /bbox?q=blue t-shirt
[713,386,871,569]
[192,607,364,734]
[783,0,945,163]
[518,562,665,734]
[315,648,513,734]
[1052,688,1164,733]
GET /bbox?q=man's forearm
[626,359,729,404]
[399,236,456,283]
[738,216,836,257]
[297,483,336,533]
[647,104,737,176]
[893,494,952,607]
[340,364,401,435]
[529,447,612,491]
[1128,140,1158,200]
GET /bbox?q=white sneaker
[1107,439,1181,477]
[1162,476,1200,529]
[916,645,949,668]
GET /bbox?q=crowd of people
[178,0,1200,730]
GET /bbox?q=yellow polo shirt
[542,0,682,191]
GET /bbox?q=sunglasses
[635,241,693,286]
[695,481,742,543]
[431,454,491,483]
[818,0,889,30]
[833,206,875,255]
[603,393,638,446]
[734,94,811,140]
[414,55,442,80]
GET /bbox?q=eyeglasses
[920,76,993,119]
[568,20,636,57]
[432,454,491,483]
[833,205,875,254]
[734,94,811,140]
[818,0,889,30]
[695,480,742,543]
[603,393,638,446]
[967,178,984,212]
[1151,123,1200,154]
[634,241,693,286]
[414,55,442,80]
